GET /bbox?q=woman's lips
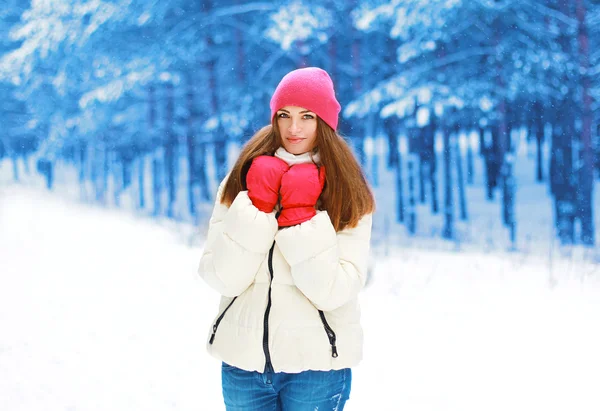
[287,137,304,144]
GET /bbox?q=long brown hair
[220,118,375,231]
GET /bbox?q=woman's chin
[283,144,310,155]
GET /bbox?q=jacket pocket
[318,310,338,358]
[209,297,238,344]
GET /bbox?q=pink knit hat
[270,67,341,131]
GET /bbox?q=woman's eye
[303,114,315,120]
[277,113,289,118]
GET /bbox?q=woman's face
[276,106,318,155]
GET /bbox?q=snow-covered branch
[79,60,156,109]
[264,0,332,50]
[521,0,578,29]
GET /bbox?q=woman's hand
[246,156,290,213]
[278,163,326,227]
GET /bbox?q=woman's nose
[288,120,301,133]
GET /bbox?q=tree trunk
[501,108,515,228]
[208,55,226,183]
[422,115,440,214]
[210,74,227,184]
[36,158,53,189]
[23,154,30,175]
[77,140,87,185]
[102,143,109,205]
[575,0,595,245]
[384,116,399,169]
[503,156,517,248]
[164,81,177,218]
[501,106,517,247]
[235,0,246,85]
[407,155,417,234]
[351,22,366,167]
[80,141,90,202]
[496,89,511,232]
[534,101,544,182]
[384,117,404,223]
[46,161,54,189]
[423,114,437,213]
[367,113,378,187]
[550,117,575,244]
[596,123,600,175]
[138,156,145,210]
[152,154,161,216]
[11,155,19,182]
[396,138,404,223]
[551,0,576,245]
[466,130,474,185]
[113,155,121,208]
[494,16,514,238]
[196,142,211,201]
[146,84,157,212]
[483,127,497,200]
[442,124,453,239]
[91,145,98,202]
[456,130,468,221]
[186,72,197,218]
[479,126,486,156]
[206,0,226,184]
[94,138,108,205]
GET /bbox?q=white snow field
[1,182,600,411]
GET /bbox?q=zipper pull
[331,344,338,358]
[209,324,217,344]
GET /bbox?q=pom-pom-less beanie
[270,67,341,131]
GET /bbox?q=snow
[0,186,220,410]
[1,176,599,410]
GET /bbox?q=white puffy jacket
[198,150,372,373]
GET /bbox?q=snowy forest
[1,0,599,248]
[2,2,600,409]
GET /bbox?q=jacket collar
[274,147,321,166]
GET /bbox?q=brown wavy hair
[220,118,375,231]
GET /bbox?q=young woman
[198,67,375,410]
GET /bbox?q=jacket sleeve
[198,177,278,297]
[275,211,372,311]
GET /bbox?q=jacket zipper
[262,241,276,374]
[209,296,238,344]
[209,242,338,364]
[318,310,339,358]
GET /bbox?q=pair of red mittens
[246,156,326,227]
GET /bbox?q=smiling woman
[197,67,375,411]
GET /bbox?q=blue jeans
[222,362,351,410]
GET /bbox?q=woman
[198,67,375,410]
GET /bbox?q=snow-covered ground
[2,182,600,411]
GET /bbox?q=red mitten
[278,163,326,227]
[246,156,290,213]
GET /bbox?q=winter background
[1,1,600,410]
